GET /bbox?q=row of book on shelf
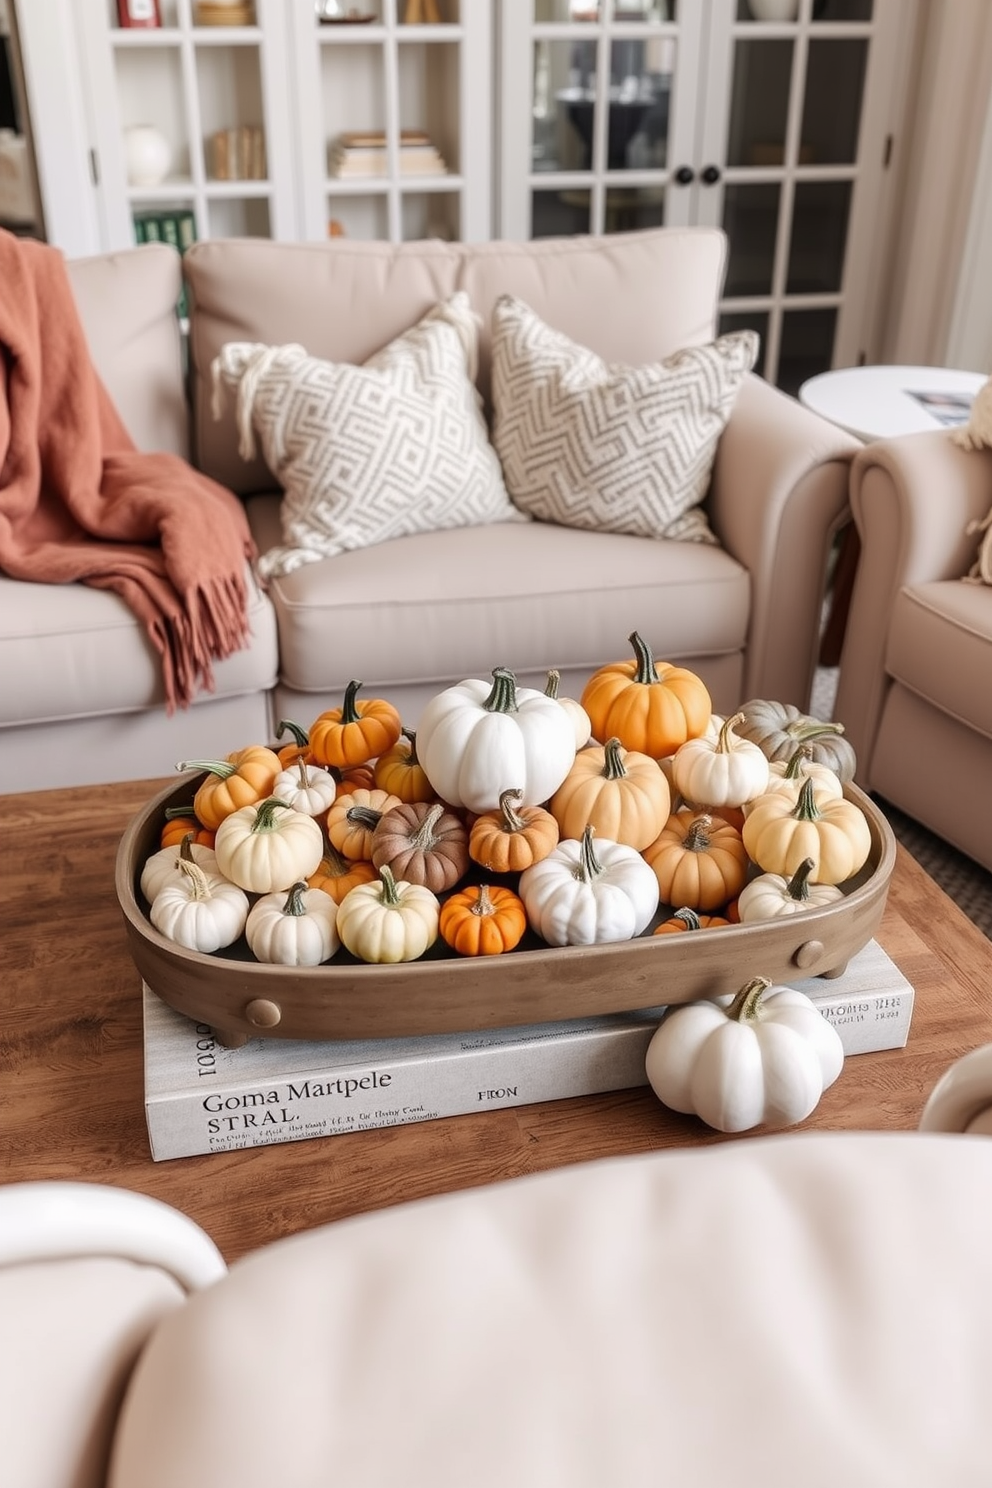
[143,938,915,1161]
[328,128,447,179]
[132,206,196,318]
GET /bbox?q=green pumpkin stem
[347,805,384,832]
[377,864,401,906]
[786,718,846,743]
[602,737,628,780]
[786,857,816,901]
[498,788,526,832]
[544,669,562,700]
[408,802,446,850]
[175,757,237,779]
[783,745,814,780]
[484,668,519,714]
[164,804,200,820]
[629,630,660,686]
[275,719,310,748]
[282,882,309,916]
[792,777,823,822]
[576,824,604,882]
[717,712,746,754]
[340,680,364,725]
[249,797,294,833]
[726,976,772,1022]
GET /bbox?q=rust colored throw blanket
[0,230,255,711]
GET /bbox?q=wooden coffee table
[4,778,992,1264]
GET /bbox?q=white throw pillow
[491,294,759,543]
[211,293,525,579]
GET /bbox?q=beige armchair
[833,431,992,873]
[8,1115,992,1488]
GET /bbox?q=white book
[142,940,914,1161]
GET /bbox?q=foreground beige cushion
[110,1133,992,1488]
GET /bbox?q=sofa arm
[833,432,992,772]
[707,374,860,709]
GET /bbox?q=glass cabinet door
[697,0,899,392]
[498,0,706,240]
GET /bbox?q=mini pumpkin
[550,736,671,851]
[373,730,437,804]
[177,745,283,831]
[149,857,250,953]
[737,856,844,923]
[653,907,731,934]
[643,810,748,912]
[336,865,439,964]
[580,631,712,758]
[270,758,339,817]
[469,788,560,874]
[439,883,528,956]
[326,787,403,861]
[735,699,858,782]
[370,800,470,894]
[742,776,872,885]
[518,825,659,946]
[671,711,770,810]
[245,880,340,966]
[214,796,325,894]
[308,681,402,769]
[141,831,222,903]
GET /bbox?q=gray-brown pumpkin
[370,800,470,894]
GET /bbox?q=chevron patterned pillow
[211,293,524,579]
[491,295,759,543]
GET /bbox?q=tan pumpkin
[550,736,671,851]
[371,800,470,893]
[373,730,437,805]
[326,787,403,861]
[439,883,528,956]
[742,776,872,885]
[579,631,712,758]
[643,809,749,911]
[468,788,560,874]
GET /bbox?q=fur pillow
[951,374,992,584]
[490,294,758,544]
[211,293,524,579]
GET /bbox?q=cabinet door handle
[673,165,695,185]
[701,164,722,185]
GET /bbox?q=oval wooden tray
[116,774,896,1047]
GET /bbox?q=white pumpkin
[742,745,843,816]
[149,857,250,953]
[544,668,593,749]
[518,825,659,946]
[671,711,770,810]
[245,880,339,965]
[737,856,844,923]
[270,758,339,817]
[214,796,324,893]
[336,865,439,964]
[645,976,845,1132]
[417,667,577,813]
[140,834,222,902]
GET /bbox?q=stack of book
[208,124,266,181]
[132,206,196,319]
[328,128,447,179]
[142,939,915,1161]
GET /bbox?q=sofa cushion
[0,568,278,730]
[885,580,992,740]
[247,494,749,699]
[212,296,522,580]
[491,294,757,542]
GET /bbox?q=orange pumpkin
[550,736,671,851]
[439,883,528,956]
[653,906,732,934]
[307,842,377,905]
[373,730,437,805]
[469,788,560,874]
[160,808,215,850]
[580,632,711,758]
[309,681,402,769]
[326,787,403,861]
[643,809,748,912]
[331,762,377,799]
[178,745,283,831]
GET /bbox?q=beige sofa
[7,1051,992,1488]
[0,227,859,794]
[833,432,992,873]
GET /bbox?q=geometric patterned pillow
[211,293,525,580]
[491,294,759,544]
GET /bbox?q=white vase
[747,0,800,19]
[124,125,172,188]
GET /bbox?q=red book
[117,0,162,28]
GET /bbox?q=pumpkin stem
[602,737,628,780]
[786,857,816,901]
[276,719,310,748]
[249,797,294,833]
[792,777,822,822]
[317,842,352,877]
[786,717,846,743]
[295,758,316,787]
[177,857,213,901]
[683,814,714,851]
[408,801,446,850]
[575,824,604,882]
[401,729,420,764]
[726,975,772,1023]
[717,712,746,754]
[628,630,660,687]
[164,804,199,820]
[377,864,402,906]
[175,757,238,780]
[347,805,384,832]
[498,788,526,832]
[178,832,196,862]
[672,906,701,930]
[471,884,496,918]
[544,669,562,700]
[341,680,364,725]
[483,667,519,715]
[282,881,309,916]
[783,745,814,780]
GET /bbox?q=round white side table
[799,364,986,443]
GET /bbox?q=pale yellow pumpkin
[742,777,872,885]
